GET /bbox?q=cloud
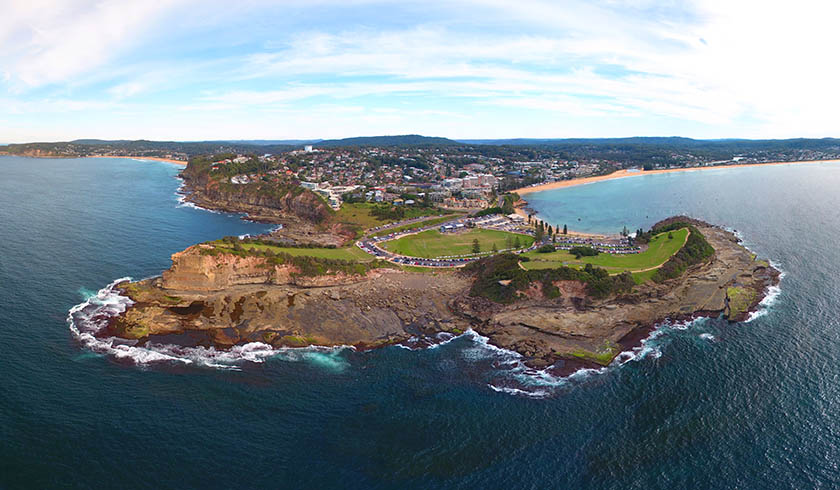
[5,0,840,140]
[0,0,186,89]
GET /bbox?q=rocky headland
[106,217,780,373]
[178,157,358,247]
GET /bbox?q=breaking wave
[68,278,352,371]
[174,177,221,214]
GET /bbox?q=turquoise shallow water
[1,156,838,488]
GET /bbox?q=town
[6,135,840,213]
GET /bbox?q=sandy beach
[91,155,187,166]
[513,159,840,195]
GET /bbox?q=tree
[548,225,553,236]
[492,243,498,253]
[622,225,629,237]
[472,238,481,254]
[514,236,522,248]
[535,225,545,242]
[668,232,674,240]
[563,224,568,235]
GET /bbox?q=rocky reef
[107,218,780,372]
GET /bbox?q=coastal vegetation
[382,229,534,259]
[569,246,600,258]
[466,253,635,303]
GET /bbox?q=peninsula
[106,207,779,372]
[55,147,781,374]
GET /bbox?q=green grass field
[382,229,534,258]
[521,228,689,277]
[213,242,374,261]
[331,202,445,231]
[369,214,462,237]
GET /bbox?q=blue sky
[2,0,839,142]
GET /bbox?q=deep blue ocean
[1,156,838,489]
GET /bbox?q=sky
[2,0,840,143]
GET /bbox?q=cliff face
[161,245,374,290]
[181,169,331,224]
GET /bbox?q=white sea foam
[397,330,474,352]
[68,278,352,370]
[768,258,787,279]
[699,333,715,341]
[745,284,782,322]
[173,177,222,214]
[487,384,549,398]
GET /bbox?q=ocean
[0,156,838,488]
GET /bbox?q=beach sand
[91,155,187,166]
[513,159,840,195]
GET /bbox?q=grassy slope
[521,228,689,275]
[383,229,534,258]
[331,202,446,231]
[369,214,462,237]
[213,241,374,261]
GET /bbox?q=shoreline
[0,153,187,166]
[90,155,187,166]
[513,158,840,195]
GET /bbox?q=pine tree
[472,238,481,254]
[563,224,568,235]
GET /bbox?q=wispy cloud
[4,0,840,141]
[0,0,186,89]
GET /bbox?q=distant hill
[3,136,840,164]
[315,134,458,147]
[457,136,840,149]
[458,137,702,146]
[207,139,323,146]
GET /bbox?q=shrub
[465,253,634,303]
[570,246,599,258]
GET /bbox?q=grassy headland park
[522,228,689,282]
[382,229,534,258]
